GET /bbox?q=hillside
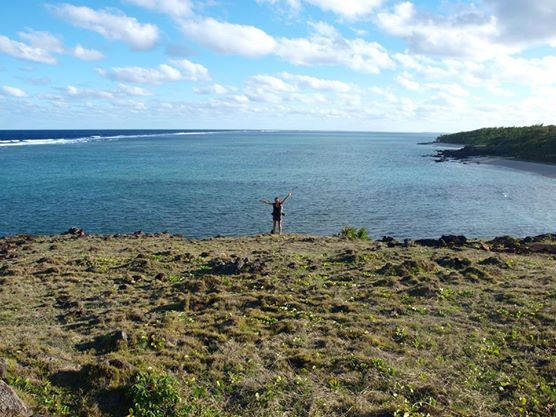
[435,125,556,163]
[0,231,555,416]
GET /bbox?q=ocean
[1,130,555,239]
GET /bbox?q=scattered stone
[462,267,490,282]
[154,272,166,281]
[435,256,472,270]
[415,235,467,248]
[441,235,468,246]
[0,380,28,417]
[0,358,6,379]
[336,250,358,263]
[380,236,400,247]
[76,330,129,353]
[479,257,510,269]
[209,256,267,275]
[377,260,435,277]
[488,236,522,252]
[63,227,86,237]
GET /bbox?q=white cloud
[98,60,209,84]
[259,0,381,18]
[2,85,28,97]
[117,84,152,96]
[275,22,394,74]
[376,2,511,59]
[377,1,556,59]
[396,71,420,91]
[486,0,556,47]
[72,44,104,61]
[98,64,182,84]
[170,59,211,81]
[125,0,193,17]
[66,85,114,99]
[0,34,58,64]
[52,4,159,51]
[194,84,236,95]
[65,84,152,99]
[304,0,382,19]
[180,18,277,57]
[18,30,65,54]
[280,72,351,92]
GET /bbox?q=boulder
[0,380,28,417]
[63,227,86,237]
[435,256,472,270]
[209,256,267,275]
[0,358,6,379]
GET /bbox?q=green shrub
[339,226,370,240]
[128,369,186,417]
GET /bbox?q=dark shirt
[272,202,282,217]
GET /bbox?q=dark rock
[63,227,86,237]
[200,252,210,258]
[0,358,6,379]
[435,256,472,270]
[209,256,267,275]
[76,330,128,353]
[154,273,166,281]
[462,267,490,282]
[0,380,28,417]
[440,235,468,246]
[415,238,445,248]
[377,260,435,277]
[479,257,510,269]
[380,236,400,247]
[415,235,467,248]
[488,236,522,252]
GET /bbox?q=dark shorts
[273,214,282,221]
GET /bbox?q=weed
[339,226,370,240]
[127,369,186,417]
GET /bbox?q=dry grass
[0,233,555,416]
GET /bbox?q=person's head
[274,197,280,203]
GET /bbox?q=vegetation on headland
[1,230,555,416]
[434,124,556,163]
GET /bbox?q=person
[260,192,292,235]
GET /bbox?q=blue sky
[1,0,555,131]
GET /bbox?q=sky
[0,0,555,131]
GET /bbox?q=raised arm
[260,199,272,205]
[282,192,292,204]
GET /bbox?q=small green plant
[127,369,186,417]
[339,226,370,240]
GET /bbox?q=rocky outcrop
[415,235,468,248]
[63,227,86,237]
[209,256,267,275]
[0,380,28,417]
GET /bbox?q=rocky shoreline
[1,229,555,416]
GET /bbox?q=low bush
[127,369,185,417]
[339,226,370,240]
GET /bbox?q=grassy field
[0,232,555,416]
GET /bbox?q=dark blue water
[1,130,555,239]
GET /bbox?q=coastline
[428,141,556,177]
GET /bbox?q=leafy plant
[127,369,186,417]
[339,226,370,240]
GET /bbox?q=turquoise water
[1,130,555,238]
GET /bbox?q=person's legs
[272,220,277,234]
[278,219,283,235]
